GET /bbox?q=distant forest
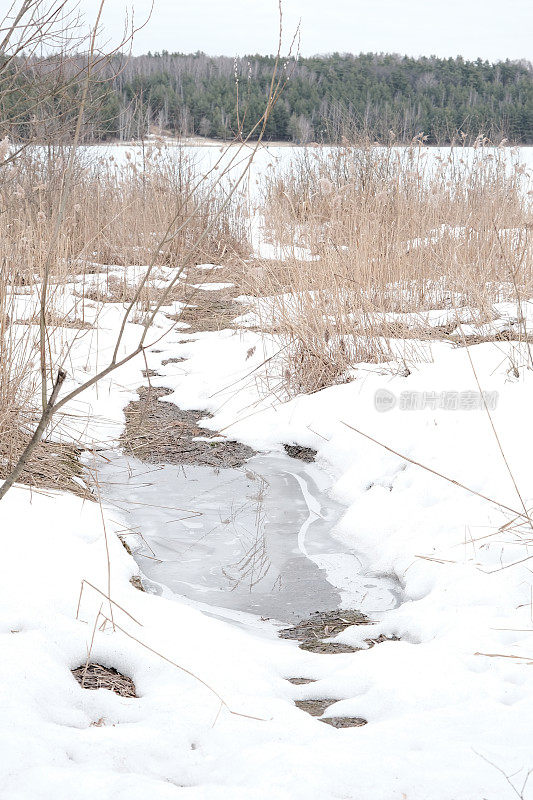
[3,52,533,144]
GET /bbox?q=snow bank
[4,262,533,797]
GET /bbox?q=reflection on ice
[94,451,401,622]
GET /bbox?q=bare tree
[0,0,296,502]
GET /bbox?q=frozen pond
[95,450,400,623]
[80,142,533,202]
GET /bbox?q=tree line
[2,51,532,144]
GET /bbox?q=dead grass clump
[283,444,317,462]
[279,609,371,644]
[280,336,370,395]
[177,298,243,332]
[72,663,137,698]
[0,430,90,499]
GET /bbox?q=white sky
[8,0,533,62]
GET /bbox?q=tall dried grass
[254,138,533,394]
[0,142,249,487]
[1,143,248,278]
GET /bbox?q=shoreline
[82,136,533,150]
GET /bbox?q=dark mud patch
[72,663,137,698]
[295,699,338,716]
[294,698,367,728]
[287,677,316,685]
[320,716,367,728]
[280,609,371,644]
[299,641,360,654]
[161,357,186,365]
[122,386,256,467]
[280,609,398,653]
[283,444,317,463]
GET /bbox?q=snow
[3,147,533,797]
[192,282,234,291]
[3,455,533,798]
[4,305,533,797]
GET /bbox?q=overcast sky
[11,0,533,62]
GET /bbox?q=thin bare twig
[340,420,532,523]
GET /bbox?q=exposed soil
[452,328,533,346]
[294,693,367,728]
[161,357,186,365]
[122,386,256,467]
[129,575,145,591]
[299,641,361,654]
[161,262,249,329]
[280,609,398,654]
[119,267,259,467]
[319,716,367,729]
[72,663,137,698]
[279,609,371,650]
[295,699,338,716]
[283,444,317,463]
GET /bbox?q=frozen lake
[80,141,533,201]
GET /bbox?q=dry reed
[0,142,248,489]
[252,138,532,394]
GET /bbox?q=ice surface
[95,451,400,623]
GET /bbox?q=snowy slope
[3,270,533,798]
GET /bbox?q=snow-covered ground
[3,169,533,796]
